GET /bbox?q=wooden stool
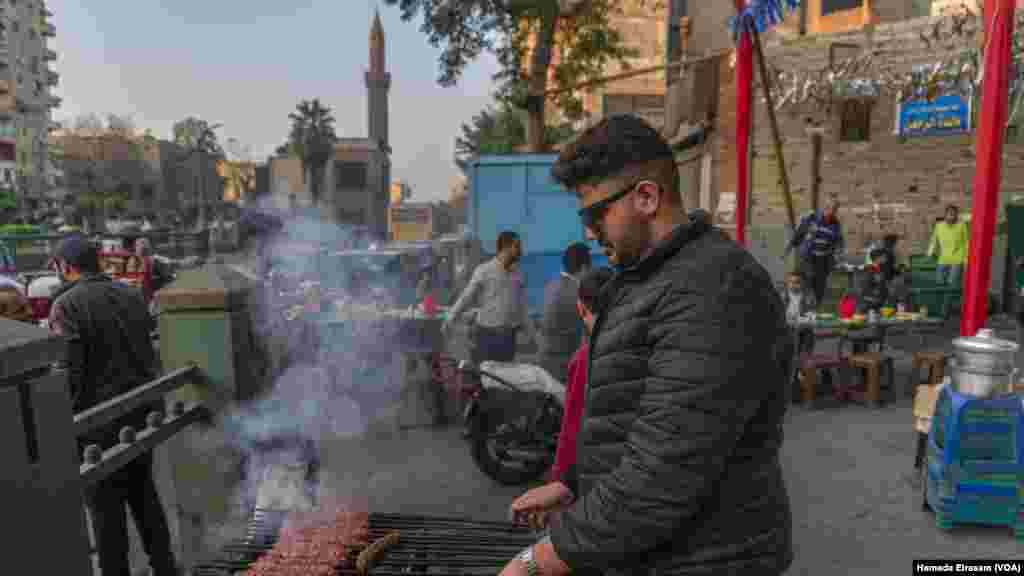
[798,353,848,406]
[846,352,895,407]
[907,350,947,396]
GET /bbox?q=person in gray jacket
[538,242,591,382]
[502,115,793,576]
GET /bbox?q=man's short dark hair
[551,114,675,191]
[497,231,519,252]
[54,234,100,274]
[578,266,614,314]
[946,205,959,215]
[563,242,591,275]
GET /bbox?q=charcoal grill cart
[194,510,539,575]
[385,309,447,429]
[0,317,93,575]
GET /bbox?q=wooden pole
[751,24,797,232]
[810,131,823,212]
[542,48,734,98]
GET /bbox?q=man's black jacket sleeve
[49,297,85,408]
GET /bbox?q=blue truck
[465,154,607,314]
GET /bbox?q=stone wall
[715,14,1024,256]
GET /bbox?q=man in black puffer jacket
[502,115,794,576]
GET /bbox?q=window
[821,0,864,16]
[29,55,36,73]
[11,21,19,33]
[821,0,863,16]
[335,161,368,189]
[839,99,872,142]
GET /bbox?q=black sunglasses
[578,180,645,230]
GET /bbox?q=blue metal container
[467,154,607,314]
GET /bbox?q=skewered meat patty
[241,510,369,576]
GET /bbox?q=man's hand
[510,482,574,529]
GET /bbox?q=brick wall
[713,15,1024,257]
[720,89,1024,254]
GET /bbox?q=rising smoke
[209,203,405,531]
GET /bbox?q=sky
[48,0,501,202]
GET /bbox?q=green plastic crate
[909,287,961,317]
[910,254,938,270]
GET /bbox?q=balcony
[43,48,55,61]
[45,69,57,86]
[41,22,55,37]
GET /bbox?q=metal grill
[193,509,539,576]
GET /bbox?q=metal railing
[1,230,212,268]
[75,363,210,487]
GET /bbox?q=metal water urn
[950,329,1019,397]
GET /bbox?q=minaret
[366,9,390,152]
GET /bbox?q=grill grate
[192,509,539,576]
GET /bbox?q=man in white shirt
[445,231,537,364]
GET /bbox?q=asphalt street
[114,253,1024,574]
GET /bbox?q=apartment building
[0,0,57,205]
[51,129,223,222]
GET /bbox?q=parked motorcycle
[456,360,564,486]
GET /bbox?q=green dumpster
[153,262,266,569]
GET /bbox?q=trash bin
[153,262,263,570]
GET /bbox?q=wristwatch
[516,546,540,576]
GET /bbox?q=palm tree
[287,99,338,207]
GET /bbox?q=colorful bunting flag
[728,0,801,42]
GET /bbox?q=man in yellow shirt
[927,205,969,317]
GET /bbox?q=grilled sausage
[356,530,401,575]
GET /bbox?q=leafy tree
[172,116,224,228]
[222,138,257,203]
[105,113,137,138]
[55,114,149,232]
[286,99,338,206]
[383,0,640,151]
[455,102,575,163]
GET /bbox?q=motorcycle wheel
[468,410,553,486]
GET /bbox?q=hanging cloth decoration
[729,0,801,42]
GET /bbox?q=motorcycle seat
[478,361,566,405]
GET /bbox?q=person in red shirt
[549,266,614,482]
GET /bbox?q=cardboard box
[913,384,942,434]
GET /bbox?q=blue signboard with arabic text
[898,94,971,137]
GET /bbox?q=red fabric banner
[962,0,1015,336]
[735,0,752,245]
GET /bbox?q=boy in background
[549,267,614,484]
